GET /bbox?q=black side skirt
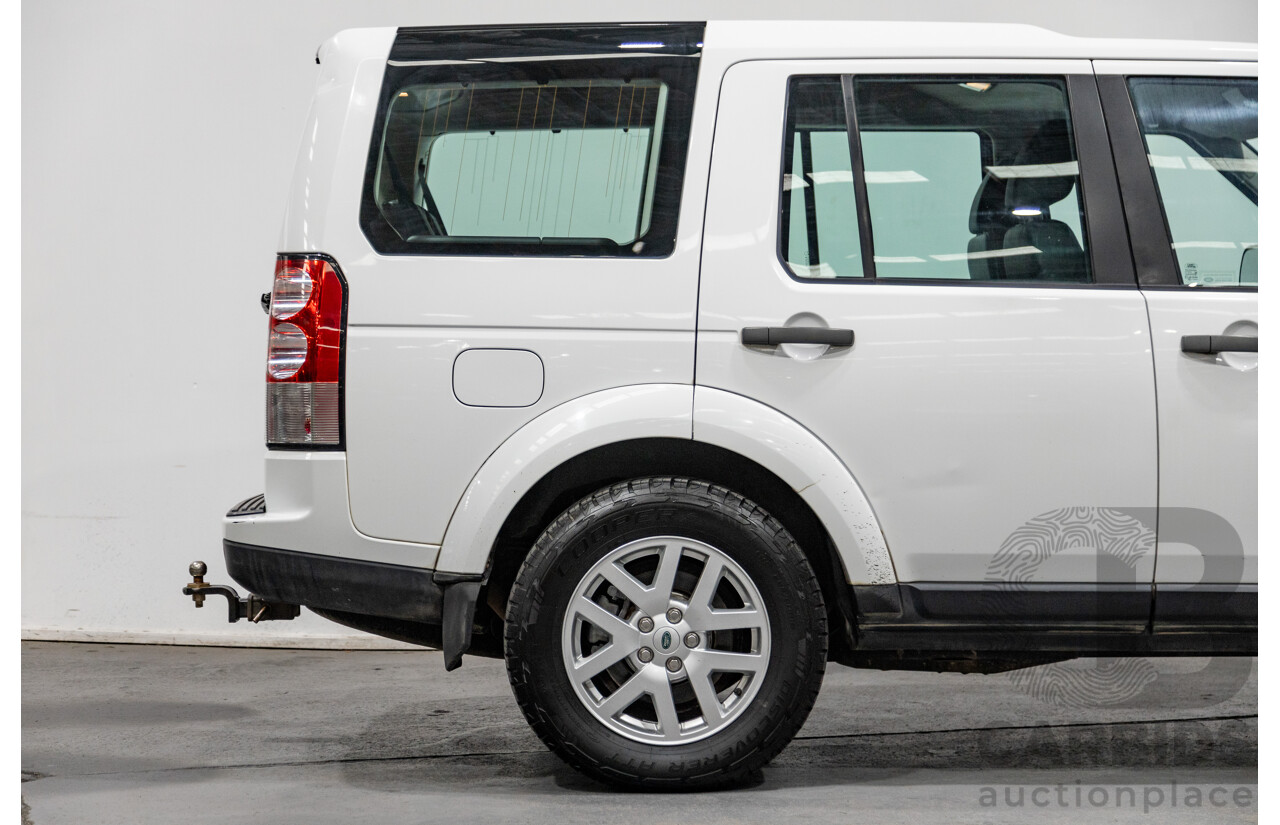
[848,583,1257,658]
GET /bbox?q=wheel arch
[436,384,897,662]
[480,437,859,661]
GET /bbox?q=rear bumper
[224,540,444,623]
[221,538,487,668]
[222,451,441,570]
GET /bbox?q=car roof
[329,22,1256,66]
[701,20,1256,63]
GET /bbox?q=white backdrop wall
[22,0,1258,647]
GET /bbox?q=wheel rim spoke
[688,556,725,616]
[599,563,657,615]
[597,671,648,719]
[598,542,682,616]
[649,542,683,608]
[572,641,631,680]
[692,606,766,633]
[572,595,635,640]
[684,658,728,730]
[696,648,766,675]
[650,677,683,740]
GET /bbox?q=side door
[697,60,1158,622]
[1096,62,1258,625]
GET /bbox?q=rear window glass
[378,81,666,246]
[361,28,701,257]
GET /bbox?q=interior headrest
[1004,119,1078,211]
[969,173,1012,234]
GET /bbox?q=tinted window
[1128,77,1257,287]
[361,29,701,257]
[861,130,982,279]
[855,77,1091,283]
[779,76,1093,284]
[375,81,666,248]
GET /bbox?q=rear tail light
[265,255,346,448]
[270,264,314,319]
[267,324,309,379]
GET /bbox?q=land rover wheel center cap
[655,628,678,654]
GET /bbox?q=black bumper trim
[223,541,443,624]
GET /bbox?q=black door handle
[1181,335,1257,354]
[741,327,855,347]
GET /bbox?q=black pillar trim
[841,75,878,280]
[1066,74,1138,286]
[1096,75,1182,287]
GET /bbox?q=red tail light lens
[265,255,346,448]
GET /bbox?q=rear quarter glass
[360,24,704,257]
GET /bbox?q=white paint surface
[21,1,1256,646]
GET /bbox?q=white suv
[190,21,1258,788]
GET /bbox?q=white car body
[209,19,1256,786]
[227,20,1255,591]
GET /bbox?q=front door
[1097,62,1258,626]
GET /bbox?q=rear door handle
[741,327,854,347]
[1181,335,1258,354]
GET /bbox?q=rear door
[696,60,1158,619]
[1096,62,1258,623]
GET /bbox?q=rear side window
[781,75,1093,284]
[1127,77,1258,287]
[361,25,703,257]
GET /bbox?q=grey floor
[22,641,1256,824]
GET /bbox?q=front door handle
[741,327,855,347]
[1181,335,1258,354]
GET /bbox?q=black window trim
[775,72,1139,289]
[1097,73,1258,292]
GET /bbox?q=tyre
[504,477,827,789]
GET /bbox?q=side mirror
[1239,246,1257,284]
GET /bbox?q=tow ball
[182,561,301,623]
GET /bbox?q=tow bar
[182,561,301,623]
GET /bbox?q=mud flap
[442,581,482,671]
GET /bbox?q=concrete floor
[22,641,1256,824]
